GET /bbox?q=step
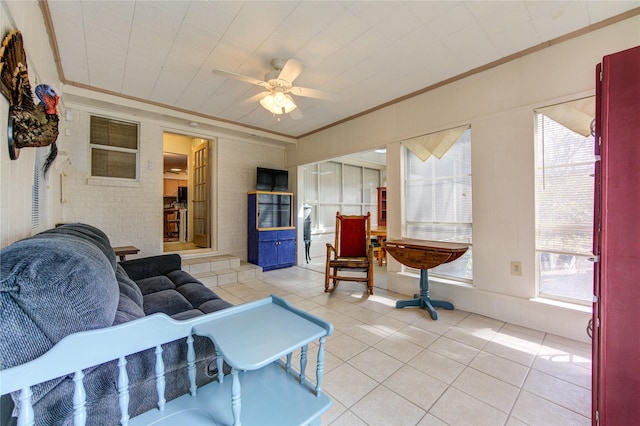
[181,254,262,288]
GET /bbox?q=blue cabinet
[248,192,295,271]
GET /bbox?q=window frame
[89,115,140,181]
[534,109,595,305]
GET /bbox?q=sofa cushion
[38,223,117,271]
[116,264,143,308]
[113,293,146,325]
[136,275,176,295]
[143,290,193,316]
[199,298,234,314]
[0,233,119,371]
[176,283,221,309]
[119,254,182,281]
[166,269,199,286]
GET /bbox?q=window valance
[401,124,470,162]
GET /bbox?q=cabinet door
[277,239,296,266]
[258,231,278,269]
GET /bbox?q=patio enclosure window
[404,127,473,282]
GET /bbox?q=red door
[593,45,640,425]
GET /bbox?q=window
[90,116,138,179]
[31,147,49,234]
[404,127,472,281]
[303,161,382,231]
[535,103,594,304]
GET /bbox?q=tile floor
[209,264,592,426]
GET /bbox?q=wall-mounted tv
[257,167,288,192]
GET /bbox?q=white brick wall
[58,106,286,260]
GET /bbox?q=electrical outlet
[511,261,522,276]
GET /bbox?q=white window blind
[405,127,472,281]
[535,102,594,303]
[31,147,49,234]
[90,115,139,179]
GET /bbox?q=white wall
[287,16,640,342]
[0,1,64,246]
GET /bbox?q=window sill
[87,178,140,188]
[530,297,592,313]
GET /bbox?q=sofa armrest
[119,254,182,281]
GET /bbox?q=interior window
[535,102,594,304]
[404,127,473,282]
[90,115,139,179]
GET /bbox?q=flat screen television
[257,167,288,191]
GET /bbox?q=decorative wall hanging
[0,29,59,175]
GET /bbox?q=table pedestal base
[395,269,453,320]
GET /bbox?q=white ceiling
[44,1,639,140]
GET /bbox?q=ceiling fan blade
[212,69,265,86]
[289,86,334,100]
[289,106,303,120]
[277,59,303,84]
[240,91,271,106]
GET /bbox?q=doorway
[163,133,214,252]
[297,149,388,288]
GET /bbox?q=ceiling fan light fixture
[260,92,297,115]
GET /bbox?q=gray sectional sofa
[0,223,232,426]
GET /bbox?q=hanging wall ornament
[0,29,59,175]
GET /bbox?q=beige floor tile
[444,325,495,349]
[329,410,368,426]
[324,363,378,408]
[428,336,480,365]
[326,333,369,361]
[505,416,528,426]
[407,349,465,385]
[321,399,347,426]
[429,387,508,425]
[343,305,384,323]
[345,323,392,346]
[511,390,590,425]
[351,385,426,426]
[385,365,448,410]
[532,355,591,389]
[523,369,591,418]
[411,315,454,336]
[458,313,505,331]
[252,265,592,426]
[483,336,538,367]
[348,347,404,383]
[469,351,530,387]
[452,367,519,413]
[417,413,448,426]
[374,333,424,363]
[393,324,439,348]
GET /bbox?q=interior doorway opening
[163,132,214,252]
[297,148,388,289]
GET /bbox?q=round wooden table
[384,239,468,320]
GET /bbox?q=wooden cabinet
[164,179,187,197]
[248,191,295,271]
[377,186,387,226]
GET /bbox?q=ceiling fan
[212,58,331,119]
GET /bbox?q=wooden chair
[325,212,374,295]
